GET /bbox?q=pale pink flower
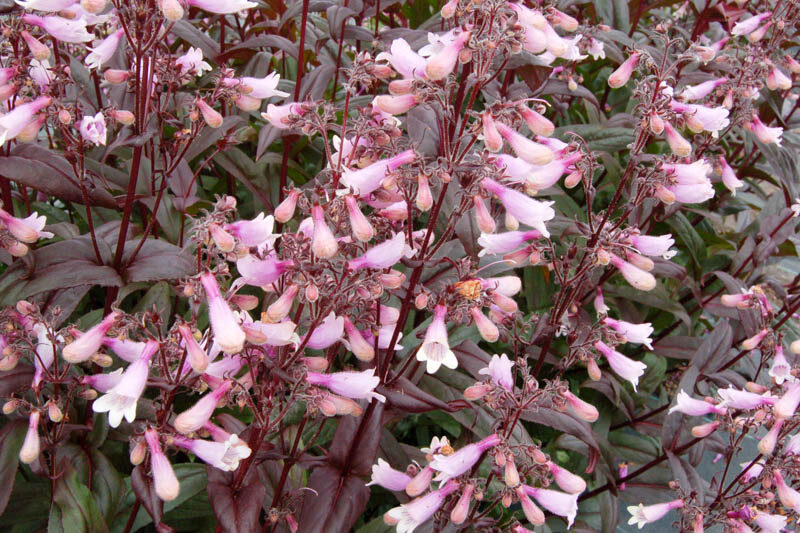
[766,67,792,91]
[480,178,555,238]
[222,72,288,99]
[246,318,299,348]
[81,368,124,392]
[719,155,744,195]
[564,390,599,422]
[304,312,344,350]
[177,324,209,373]
[145,429,180,501]
[523,486,579,528]
[477,230,541,256]
[747,115,783,145]
[22,14,93,42]
[85,29,124,70]
[494,122,554,165]
[18,410,40,464]
[773,470,800,510]
[348,232,409,270]
[174,380,232,434]
[224,213,276,249]
[92,341,158,427]
[594,287,609,314]
[670,101,730,136]
[176,47,212,77]
[679,77,727,100]
[310,204,338,258]
[785,433,800,455]
[741,328,768,350]
[375,94,418,115]
[478,354,513,390]
[425,30,470,80]
[63,311,121,363]
[385,480,459,532]
[200,272,246,354]
[185,0,256,13]
[16,0,78,10]
[404,465,434,497]
[366,458,412,491]
[481,112,503,152]
[470,308,499,343]
[0,95,52,145]
[668,389,727,416]
[260,102,305,129]
[631,233,675,259]
[0,209,53,243]
[339,149,415,196]
[235,254,293,288]
[753,511,787,533]
[587,37,605,60]
[79,112,107,146]
[32,323,57,388]
[481,276,522,297]
[416,305,458,374]
[594,340,647,391]
[717,386,775,410]
[609,252,656,291]
[774,381,800,419]
[548,462,586,494]
[663,121,691,157]
[306,367,385,403]
[731,12,771,36]
[758,418,783,455]
[769,345,793,385]
[173,434,251,471]
[608,52,640,88]
[344,195,374,242]
[662,160,715,204]
[430,434,501,483]
[603,318,654,349]
[627,499,684,529]
[516,486,545,525]
[739,461,763,482]
[197,99,223,128]
[376,38,427,80]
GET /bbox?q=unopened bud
[504,454,520,487]
[415,292,428,310]
[159,0,185,21]
[130,439,147,465]
[81,0,107,13]
[229,294,259,311]
[464,382,491,401]
[587,357,602,381]
[90,353,113,367]
[104,69,131,84]
[380,270,406,289]
[304,283,319,302]
[79,389,98,400]
[3,399,19,414]
[58,109,72,125]
[0,353,18,371]
[110,109,135,126]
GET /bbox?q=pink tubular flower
[376,38,427,80]
[266,285,298,323]
[173,435,251,472]
[519,105,555,137]
[663,121,691,157]
[175,47,212,77]
[719,155,744,195]
[425,30,470,81]
[306,367,385,403]
[731,12,771,36]
[405,465,434,497]
[310,204,338,259]
[235,254,293,288]
[478,353,513,390]
[741,328,768,350]
[494,122,554,165]
[450,483,473,524]
[481,112,503,152]
[679,77,727,100]
[668,390,727,416]
[0,96,52,145]
[481,276,522,297]
[594,340,648,391]
[185,0,257,13]
[32,323,56,388]
[773,470,800,510]
[747,115,783,146]
[766,67,792,91]
[670,101,730,136]
[79,112,107,146]
[340,149,415,196]
[757,418,783,455]
[603,318,654,349]
[548,462,586,495]
[103,336,146,362]
[197,99,223,128]
[367,458,412,491]
[774,381,800,419]
[200,272,246,354]
[222,72,288,99]
[92,340,158,427]
[145,429,180,501]
[62,311,121,363]
[224,213,276,249]
[480,178,555,238]
[174,380,232,434]
[22,14,93,43]
[417,305,458,374]
[753,511,787,533]
[345,195,375,242]
[564,390,599,422]
[304,312,344,350]
[385,480,459,531]
[0,209,53,243]
[717,386,775,410]
[523,485,579,528]
[594,287,609,314]
[430,434,501,483]
[662,160,714,204]
[608,52,640,88]
[627,499,684,529]
[516,486,545,525]
[21,31,50,61]
[786,433,800,454]
[631,233,675,259]
[608,252,656,292]
[342,317,374,362]
[348,232,408,270]
[18,411,40,464]
[691,420,720,438]
[81,368,123,392]
[85,29,124,70]
[177,324,209,373]
[769,345,792,385]
[375,94,418,115]
[260,102,305,129]
[477,230,541,256]
[471,308,499,343]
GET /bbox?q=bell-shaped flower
[201,272,246,354]
[731,12,772,36]
[663,159,714,204]
[260,102,305,129]
[477,230,541,257]
[516,486,545,525]
[92,340,158,427]
[185,0,256,13]
[480,178,555,238]
[0,209,53,243]
[481,276,521,297]
[103,337,146,362]
[430,434,501,483]
[82,368,124,392]
[177,324,209,373]
[627,499,684,529]
[144,429,180,501]
[345,195,374,242]
[608,52,640,88]
[175,47,211,77]
[523,485,579,528]
[679,77,727,100]
[173,434,251,472]
[594,340,647,391]
[385,480,459,532]
[548,462,586,494]
[519,105,555,137]
[224,213,276,249]
[417,305,458,374]
[21,14,93,42]
[608,253,656,291]
[85,29,124,70]
[774,381,800,419]
[366,458,412,491]
[671,101,730,136]
[630,233,675,259]
[63,311,121,363]
[343,317,375,362]
[473,195,496,233]
[747,115,783,145]
[376,38,427,80]
[758,418,783,455]
[717,386,775,410]
[753,511,787,533]
[769,345,793,384]
[603,318,654,349]
[663,121,691,157]
[718,156,743,195]
[304,312,344,350]
[79,112,107,146]
[235,254,293,289]
[478,354,513,390]
[306,367,385,403]
[222,72,288,99]
[773,470,799,510]
[668,389,727,416]
[340,149,415,196]
[494,122,554,165]
[0,95,52,145]
[174,380,232,434]
[18,411,40,464]
[564,390,599,422]
[348,232,408,270]
[425,30,470,80]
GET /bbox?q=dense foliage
[0,0,799,532]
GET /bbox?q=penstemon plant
[0,0,799,531]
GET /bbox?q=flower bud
[311,204,338,259]
[464,382,490,400]
[516,487,545,525]
[405,465,433,497]
[129,439,147,465]
[2,399,18,414]
[344,195,374,243]
[608,52,640,88]
[741,328,768,351]
[274,191,300,223]
[104,69,131,84]
[304,283,319,302]
[504,454,520,487]
[450,483,473,524]
[663,122,692,157]
[470,307,499,342]
[343,317,375,362]
[19,411,40,464]
[691,420,720,438]
[587,357,602,381]
[21,31,50,62]
[416,175,433,212]
[481,112,503,152]
[109,109,135,126]
[380,270,406,289]
[649,112,665,135]
[758,418,784,455]
[229,294,259,311]
[266,284,299,322]
[81,0,107,13]
[302,357,328,372]
[473,195,495,233]
[159,0,185,21]
[491,291,518,314]
[415,292,428,310]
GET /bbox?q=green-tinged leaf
[666,212,706,266]
[555,124,634,152]
[0,421,26,515]
[604,284,690,327]
[50,464,109,533]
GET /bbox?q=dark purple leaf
[0,420,26,515]
[296,466,370,533]
[379,375,460,414]
[327,401,384,476]
[206,467,265,533]
[0,367,35,397]
[131,465,164,526]
[121,240,196,283]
